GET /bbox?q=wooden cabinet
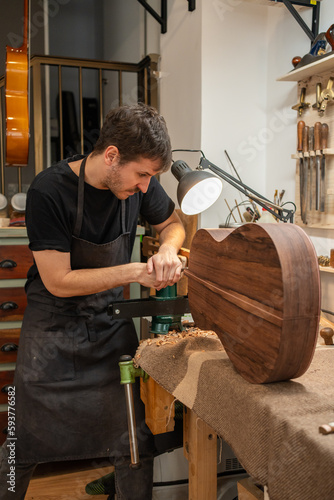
[0,228,32,444]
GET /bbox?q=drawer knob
[0,302,18,311]
[1,384,12,394]
[0,259,17,269]
[1,343,18,352]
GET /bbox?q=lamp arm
[199,158,294,223]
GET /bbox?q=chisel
[320,123,329,212]
[302,125,309,223]
[308,126,314,210]
[297,120,305,222]
[314,122,322,211]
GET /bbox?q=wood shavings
[134,327,218,367]
[148,327,217,348]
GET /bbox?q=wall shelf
[278,52,334,82]
[319,266,334,273]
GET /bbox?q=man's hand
[146,243,182,290]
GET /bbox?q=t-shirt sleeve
[26,187,72,252]
[140,176,175,225]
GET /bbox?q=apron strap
[121,200,127,234]
[73,156,87,238]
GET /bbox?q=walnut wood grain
[185,224,320,384]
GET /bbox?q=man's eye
[139,173,148,177]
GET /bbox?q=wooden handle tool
[314,122,322,211]
[301,125,309,222]
[297,121,305,222]
[320,123,329,212]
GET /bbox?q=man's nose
[138,177,151,193]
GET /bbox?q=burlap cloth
[134,330,334,500]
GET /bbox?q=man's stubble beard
[103,161,124,196]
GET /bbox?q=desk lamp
[171,150,295,223]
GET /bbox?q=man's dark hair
[92,103,172,172]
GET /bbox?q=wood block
[183,407,217,500]
[140,376,175,434]
[238,478,264,500]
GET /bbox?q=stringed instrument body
[186,223,320,384]
[5,0,29,166]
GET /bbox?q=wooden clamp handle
[297,120,305,152]
[320,327,334,345]
[314,122,322,152]
[321,123,329,150]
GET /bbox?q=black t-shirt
[26,155,175,285]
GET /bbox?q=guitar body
[186,223,320,383]
[5,0,29,166]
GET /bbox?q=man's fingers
[146,257,154,274]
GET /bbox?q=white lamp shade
[180,176,222,215]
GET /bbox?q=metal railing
[0,53,159,195]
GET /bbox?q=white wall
[159,0,202,203]
[200,1,270,228]
[159,0,334,315]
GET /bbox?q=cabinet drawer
[0,329,20,363]
[0,245,33,279]
[0,371,15,404]
[0,411,8,445]
[0,288,27,321]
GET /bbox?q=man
[0,103,185,499]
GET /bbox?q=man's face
[103,156,163,199]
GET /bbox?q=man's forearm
[158,221,185,254]
[54,262,143,297]
[32,249,157,298]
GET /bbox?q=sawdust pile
[134,326,218,367]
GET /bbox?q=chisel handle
[297,120,305,152]
[309,126,314,151]
[303,125,309,154]
[314,122,322,151]
[321,123,329,150]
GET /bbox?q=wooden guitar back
[186,224,320,383]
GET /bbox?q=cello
[5,0,29,166]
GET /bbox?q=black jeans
[114,456,154,500]
[0,442,153,500]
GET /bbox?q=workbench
[135,331,334,500]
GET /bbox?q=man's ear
[105,145,119,165]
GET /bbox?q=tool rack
[278,55,334,229]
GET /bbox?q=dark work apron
[13,157,153,463]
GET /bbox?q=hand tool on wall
[320,122,329,212]
[292,56,301,68]
[308,126,315,210]
[312,83,322,113]
[314,122,322,211]
[297,120,305,222]
[292,88,310,116]
[302,125,310,223]
[319,77,334,115]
